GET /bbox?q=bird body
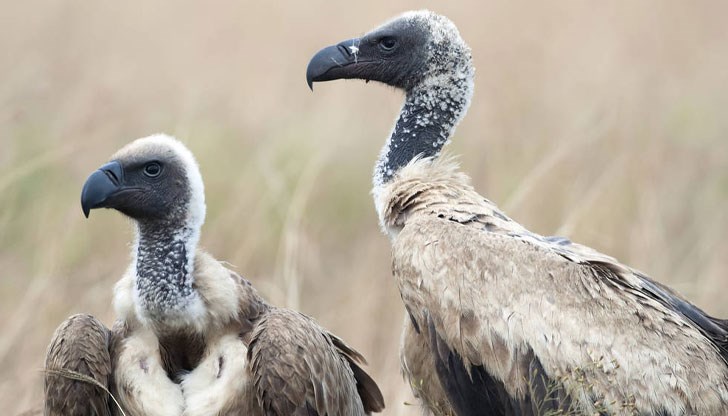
[386,156,728,414]
[45,135,384,416]
[307,10,728,415]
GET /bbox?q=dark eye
[143,162,162,178]
[379,37,397,51]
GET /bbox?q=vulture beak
[306,38,363,90]
[81,161,124,218]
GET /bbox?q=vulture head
[81,134,207,326]
[307,11,475,190]
[81,134,205,230]
[306,10,473,93]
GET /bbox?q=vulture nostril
[337,44,350,57]
[104,169,120,185]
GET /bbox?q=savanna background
[1,1,727,414]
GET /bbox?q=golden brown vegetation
[1,1,727,414]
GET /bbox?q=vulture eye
[379,37,397,51]
[143,162,162,178]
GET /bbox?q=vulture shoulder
[193,250,269,333]
[44,314,114,416]
[113,250,267,334]
[248,308,385,415]
[385,157,728,415]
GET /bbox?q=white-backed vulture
[306,10,728,415]
[44,134,384,416]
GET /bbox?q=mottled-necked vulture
[307,10,728,415]
[44,134,384,416]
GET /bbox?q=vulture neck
[133,217,203,328]
[372,67,474,228]
[373,70,474,190]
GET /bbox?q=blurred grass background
[1,0,727,414]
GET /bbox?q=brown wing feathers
[248,308,382,416]
[44,314,113,416]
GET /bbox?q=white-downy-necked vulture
[44,134,384,416]
[306,10,728,416]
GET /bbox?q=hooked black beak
[81,161,124,218]
[306,38,363,90]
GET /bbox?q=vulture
[306,10,728,416]
[44,134,385,416]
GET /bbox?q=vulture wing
[523,231,728,362]
[44,314,114,416]
[248,308,383,415]
[393,215,728,415]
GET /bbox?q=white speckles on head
[399,10,460,45]
[377,10,458,46]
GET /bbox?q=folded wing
[248,308,384,415]
[44,314,114,416]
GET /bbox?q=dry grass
[1,1,727,414]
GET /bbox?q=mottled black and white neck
[370,11,474,203]
[373,72,474,188]
[132,216,203,330]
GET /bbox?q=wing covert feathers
[249,308,383,415]
[44,314,113,416]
